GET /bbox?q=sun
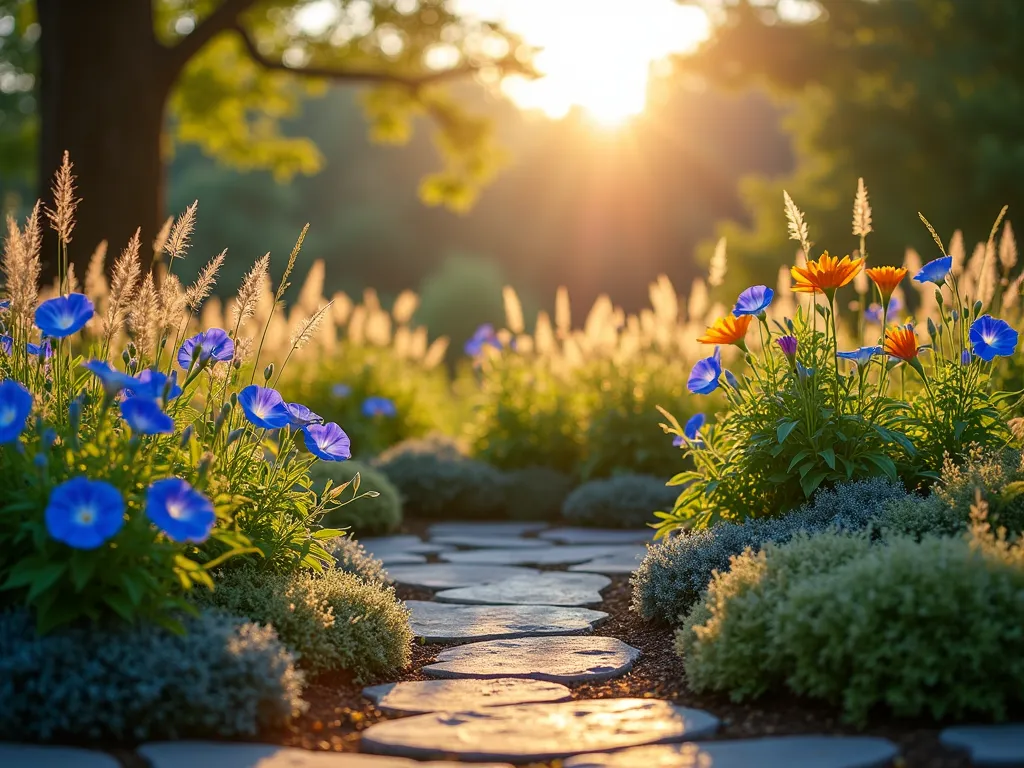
[459,0,710,126]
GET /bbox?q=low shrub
[631,477,906,623]
[194,565,411,680]
[934,448,1024,534]
[374,433,468,464]
[0,608,304,742]
[309,460,403,536]
[327,536,386,585]
[376,450,508,521]
[874,494,964,539]
[501,467,576,522]
[562,474,678,529]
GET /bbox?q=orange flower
[697,314,752,346]
[884,326,919,360]
[865,266,908,297]
[791,251,864,295]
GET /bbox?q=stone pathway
[433,572,610,607]
[363,678,572,715]
[384,563,538,590]
[407,601,607,643]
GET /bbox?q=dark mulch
[279,572,973,767]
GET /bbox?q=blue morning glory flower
[362,396,397,418]
[969,315,1019,361]
[836,345,883,367]
[465,323,502,357]
[683,412,706,449]
[0,299,8,310]
[913,255,954,286]
[120,397,175,434]
[238,385,292,429]
[27,340,53,359]
[724,370,740,390]
[127,369,182,401]
[332,383,352,399]
[145,477,215,543]
[287,402,322,427]
[732,286,774,317]
[865,296,902,325]
[177,328,234,370]
[0,335,11,355]
[687,347,722,395]
[34,293,94,338]
[45,477,124,550]
[0,380,33,444]
[82,360,136,395]
[796,361,815,380]
[961,348,973,365]
[301,422,352,461]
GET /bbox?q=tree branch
[165,0,260,75]
[232,22,481,87]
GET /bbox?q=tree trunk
[36,0,172,282]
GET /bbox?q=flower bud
[197,451,214,481]
[226,428,244,446]
[121,349,131,366]
[951,309,959,321]
[33,453,47,470]
[935,289,944,307]
[179,425,194,448]
[926,318,937,339]
[126,341,138,357]
[973,300,983,318]
[263,363,274,382]
[230,392,238,407]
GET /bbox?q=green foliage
[195,564,411,681]
[327,536,386,586]
[934,447,1024,534]
[0,607,304,741]
[501,466,575,522]
[309,460,402,536]
[562,474,677,529]
[873,494,961,540]
[631,477,907,623]
[678,523,1024,725]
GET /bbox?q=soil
[279,572,974,767]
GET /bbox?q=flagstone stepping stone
[0,745,119,768]
[563,735,901,768]
[363,678,573,715]
[940,724,1024,765]
[539,527,654,545]
[568,552,647,575]
[361,698,719,763]
[407,600,608,643]
[428,521,548,538]
[441,544,648,566]
[434,572,610,607]
[361,535,451,555]
[377,552,427,566]
[140,742,513,767]
[430,535,554,549]
[421,635,640,683]
[385,563,538,590]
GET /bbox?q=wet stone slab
[428,522,548,538]
[539,527,654,545]
[384,563,539,590]
[359,535,452,555]
[0,745,120,768]
[940,724,1024,766]
[428,535,553,549]
[440,544,648,567]
[407,600,608,643]
[568,552,647,576]
[140,743,513,767]
[434,572,610,607]
[421,635,640,683]
[563,736,901,768]
[363,678,572,716]
[360,698,719,763]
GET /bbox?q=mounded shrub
[501,466,575,522]
[933,448,1024,534]
[874,494,964,539]
[195,566,411,680]
[562,473,678,529]
[309,460,403,536]
[376,449,508,521]
[0,608,304,742]
[373,432,468,464]
[631,477,907,623]
[328,536,387,585]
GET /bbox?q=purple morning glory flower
[301,422,352,461]
[120,397,175,435]
[969,315,1019,361]
[687,347,722,395]
[332,383,352,399]
[362,396,397,418]
[732,285,774,317]
[961,348,973,365]
[836,346,883,367]
[34,293,94,338]
[145,477,215,543]
[82,360,136,395]
[27,340,53,359]
[127,369,182,401]
[45,477,124,550]
[913,255,954,286]
[177,328,235,370]
[683,412,706,449]
[287,402,322,427]
[238,385,292,429]
[0,379,33,443]
[865,296,902,325]
[776,335,798,360]
[465,323,503,357]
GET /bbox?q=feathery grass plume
[330,293,352,326]
[534,310,556,354]
[130,272,158,359]
[999,221,1017,275]
[708,237,727,287]
[200,296,223,332]
[232,253,271,332]
[918,212,948,257]
[287,303,332,352]
[978,205,1009,297]
[948,230,965,275]
[271,225,307,302]
[555,286,571,336]
[503,285,525,334]
[391,290,418,325]
[1003,273,1024,310]
[853,265,868,295]
[852,177,873,237]
[422,337,449,369]
[65,262,79,295]
[783,190,811,255]
[365,309,392,347]
[152,216,173,258]
[651,275,679,324]
[163,201,198,263]
[962,242,985,300]
[347,306,366,345]
[186,250,226,312]
[102,229,142,345]
[688,278,708,323]
[409,325,428,359]
[392,326,410,358]
[904,247,923,282]
[45,151,78,244]
[362,287,381,316]
[3,205,42,328]
[774,265,795,320]
[233,336,254,366]
[296,259,324,315]
[158,273,187,333]
[85,240,109,306]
